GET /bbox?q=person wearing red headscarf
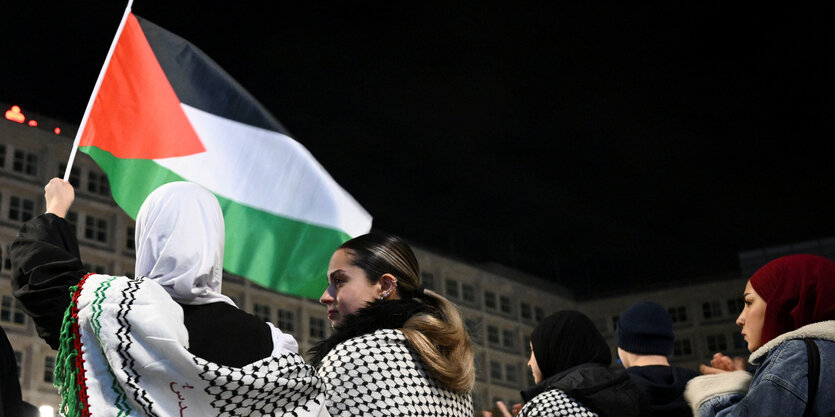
[684,254,835,417]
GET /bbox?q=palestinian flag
[77,12,372,298]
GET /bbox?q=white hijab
[134,182,234,306]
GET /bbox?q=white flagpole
[64,0,134,182]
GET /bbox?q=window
[58,163,81,185]
[87,171,110,196]
[484,291,497,309]
[534,307,545,322]
[668,306,688,323]
[502,329,516,349]
[278,309,295,332]
[489,361,502,380]
[505,364,518,383]
[611,315,620,331]
[707,334,728,352]
[462,284,475,303]
[309,317,326,339]
[727,298,745,316]
[520,303,532,320]
[1,296,26,325]
[126,226,135,250]
[673,339,692,357]
[421,272,434,290]
[84,215,109,243]
[487,325,500,345]
[253,303,271,322]
[499,296,512,314]
[13,150,38,176]
[8,196,35,222]
[445,279,459,299]
[44,356,55,383]
[0,144,5,168]
[702,301,722,319]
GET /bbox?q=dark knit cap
[616,301,674,356]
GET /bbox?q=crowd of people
[5,178,835,416]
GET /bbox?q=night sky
[3,3,834,296]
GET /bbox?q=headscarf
[134,182,234,306]
[749,254,835,345]
[531,310,611,380]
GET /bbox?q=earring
[380,289,393,300]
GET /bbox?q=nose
[319,287,334,305]
[736,310,744,327]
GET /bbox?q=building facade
[3,104,830,414]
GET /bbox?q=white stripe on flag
[154,104,372,237]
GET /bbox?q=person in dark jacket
[616,301,699,417]
[515,310,647,417]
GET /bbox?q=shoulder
[520,389,597,417]
[321,329,408,364]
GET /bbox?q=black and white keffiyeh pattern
[317,329,472,416]
[518,389,598,417]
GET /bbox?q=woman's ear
[379,273,399,300]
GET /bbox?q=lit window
[12,150,37,176]
[84,215,108,243]
[278,309,295,332]
[8,196,35,222]
[1,296,26,324]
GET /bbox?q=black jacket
[626,365,699,417]
[521,363,649,417]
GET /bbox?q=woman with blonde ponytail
[309,232,474,416]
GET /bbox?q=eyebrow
[328,269,346,281]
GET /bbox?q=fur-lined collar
[750,320,835,364]
[307,299,432,367]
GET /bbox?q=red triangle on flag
[80,13,205,159]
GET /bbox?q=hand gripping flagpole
[64,0,134,182]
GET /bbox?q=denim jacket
[684,321,835,417]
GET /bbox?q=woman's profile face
[528,342,543,384]
[319,249,381,327]
[736,280,767,351]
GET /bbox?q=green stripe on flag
[82,146,346,299]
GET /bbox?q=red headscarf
[749,254,835,345]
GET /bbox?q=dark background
[3,3,834,297]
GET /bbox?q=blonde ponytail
[401,289,475,393]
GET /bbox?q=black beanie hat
[616,301,675,356]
